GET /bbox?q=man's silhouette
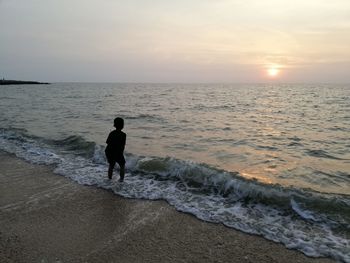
[105,117,126,182]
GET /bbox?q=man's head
[114,117,124,130]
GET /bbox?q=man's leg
[108,162,115,179]
[119,164,125,182]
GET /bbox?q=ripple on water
[305,149,344,160]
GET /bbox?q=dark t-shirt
[105,130,126,161]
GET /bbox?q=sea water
[0,83,349,261]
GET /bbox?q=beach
[0,151,336,263]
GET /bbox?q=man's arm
[106,133,111,144]
[121,134,126,152]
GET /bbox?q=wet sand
[0,151,335,263]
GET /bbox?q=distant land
[0,79,50,85]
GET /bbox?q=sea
[0,83,349,262]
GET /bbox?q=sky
[1,0,350,83]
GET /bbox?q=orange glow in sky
[267,67,280,78]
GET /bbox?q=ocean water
[0,83,349,261]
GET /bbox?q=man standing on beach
[105,117,126,182]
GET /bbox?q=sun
[267,67,280,78]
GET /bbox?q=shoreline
[0,151,336,263]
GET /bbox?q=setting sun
[267,68,280,78]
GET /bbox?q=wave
[122,114,166,123]
[50,135,96,157]
[0,127,349,262]
[127,155,350,233]
[305,149,345,160]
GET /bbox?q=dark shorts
[105,150,125,166]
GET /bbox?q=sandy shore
[0,151,335,263]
